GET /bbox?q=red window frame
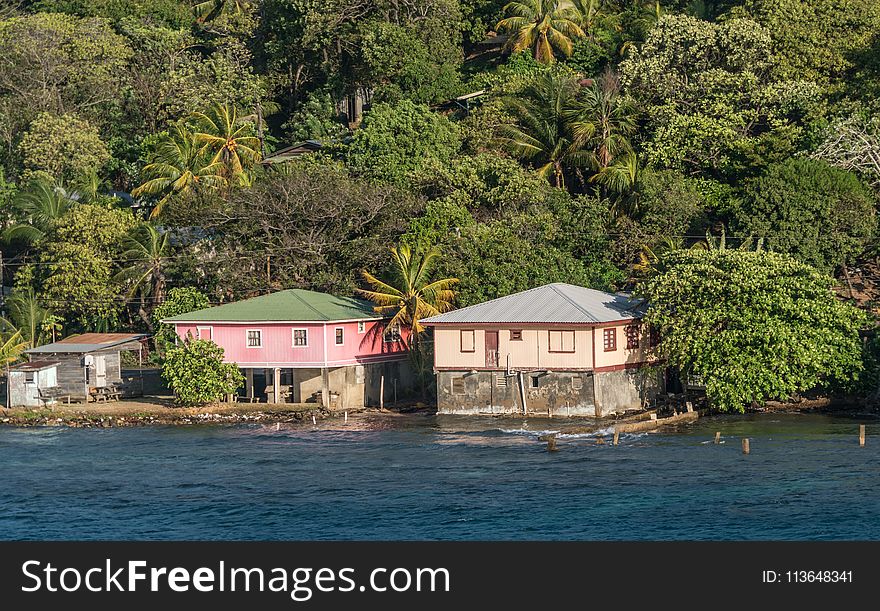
[603,328,617,352]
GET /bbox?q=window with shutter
[460,329,475,352]
[549,330,575,353]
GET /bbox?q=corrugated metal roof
[423,283,645,325]
[11,360,59,371]
[26,333,147,354]
[162,289,381,323]
[57,333,143,345]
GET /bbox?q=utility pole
[0,249,5,319]
[256,99,267,159]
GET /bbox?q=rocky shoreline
[0,410,338,428]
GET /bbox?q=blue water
[1,413,878,540]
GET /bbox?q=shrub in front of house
[161,339,243,406]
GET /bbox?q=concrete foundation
[242,359,414,409]
[436,368,661,417]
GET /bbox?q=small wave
[500,428,561,438]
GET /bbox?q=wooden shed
[23,333,148,402]
[7,360,59,408]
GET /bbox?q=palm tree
[115,223,172,327]
[357,244,458,348]
[592,151,639,193]
[496,0,586,64]
[193,0,251,23]
[2,181,74,244]
[132,124,226,218]
[2,290,54,348]
[571,0,614,37]
[0,330,27,368]
[566,73,638,171]
[495,71,590,188]
[191,103,261,186]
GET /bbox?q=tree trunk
[842,262,855,300]
[409,320,428,403]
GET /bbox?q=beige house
[423,283,662,417]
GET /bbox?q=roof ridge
[288,289,331,321]
[430,283,556,318]
[549,284,599,323]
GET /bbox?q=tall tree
[358,244,458,346]
[566,73,638,171]
[496,0,586,64]
[2,181,75,245]
[639,249,867,412]
[132,124,226,218]
[1,290,54,348]
[191,103,261,186]
[495,71,582,188]
[115,223,172,328]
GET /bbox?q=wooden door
[485,331,499,368]
[94,356,107,387]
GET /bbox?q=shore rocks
[0,406,351,428]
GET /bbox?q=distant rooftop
[423,283,645,325]
[26,333,148,354]
[162,289,382,323]
[260,140,323,164]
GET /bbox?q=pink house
[162,289,412,408]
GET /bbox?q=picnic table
[90,385,122,403]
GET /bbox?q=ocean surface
[1,412,878,540]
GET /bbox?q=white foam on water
[500,428,561,438]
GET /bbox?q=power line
[0,235,388,268]
[0,231,829,268]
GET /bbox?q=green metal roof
[161,289,381,323]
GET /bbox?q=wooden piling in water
[595,436,605,445]
[379,375,384,410]
[546,437,558,452]
[613,428,620,446]
[860,424,866,447]
[742,438,750,455]
[714,431,721,444]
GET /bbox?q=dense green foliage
[639,250,867,412]
[0,0,878,406]
[151,287,212,354]
[162,338,244,405]
[731,158,877,270]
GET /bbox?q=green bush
[162,339,244,406]
[151,287,211,355]
[639,249,867,412]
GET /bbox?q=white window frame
[196,326,213,341]
[334,327,344,346]
[292,328,309,348]
[358,321,366,334]
[246,329,262,348]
